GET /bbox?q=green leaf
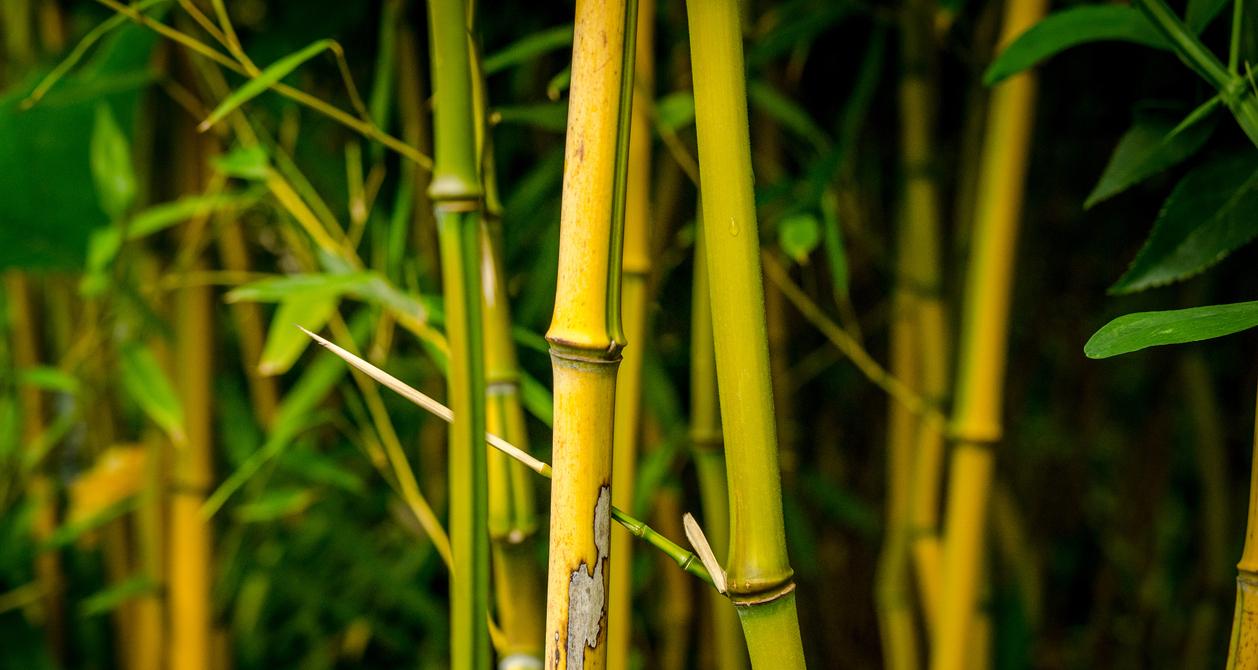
[1084,109,1215,209]
[80,576,157,618]
[89,102,136,220]
[820,190,849,299]
[44,497,139,549]
[1186,0,1231,33]
[18,367,81,395]
[491,103,569,132]
[654,92,695,133]
[748,81,830,149]
[1085,300,1258,358]
[483,24,573,75]
[984,6,1170,86]
[214,146,272,180]
[1111,152,1258,293]
[258,295,340,376]
[119,342,185,444]
[778,213,822,263]
[200,39,335,131]
[233,488,316,523]
[227,272,376,303]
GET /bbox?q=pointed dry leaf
[683,513,727,594]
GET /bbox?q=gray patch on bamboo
[564,485,611,670]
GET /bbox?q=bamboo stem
[426,0,490,664]
[684,0,805,665]
[930,0,1045,667]
[1226,375,1258,669]
[543,0,637,665]
[608,0,654,664]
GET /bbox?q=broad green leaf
[201,40,336,130]
[214,146,272,180]
[79,576,157,617]
[492,103,569,132]
[748,81,830,149]
[984,6,1170,86]
[654,92,695,133]
[227,272,376,303]
[1084,109,1215,209]
[1085,300,1258,358]
[484,24,573,75]
[119,342,185,444]
[89,102,136,220]
[778,213,822,263]
[18,366,80,395]
[258,295,340,376]
[1111,152,1258,293]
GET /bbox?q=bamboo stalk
[608,0,654,664]
[543,0,637,665]
[690,215,748,670]
[683,0,805,665]
[1226,375,1258,669]
[930,0,1045,667]
[425,0,490,665]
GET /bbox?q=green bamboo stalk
[425,0,490,665]
[683,0,806,665]
[690,218,749,670]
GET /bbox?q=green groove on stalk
[426,0,489,666]
[604,0,640,349]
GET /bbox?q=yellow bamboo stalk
[543,0,636,665]
[1226,378,1258,669]
[608,0,654,664]
[930,0,1045,667]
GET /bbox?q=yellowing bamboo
[543,0,636,665]
[608,0,654,664]
[1226,379,1258,669]
[930,0,1045,667]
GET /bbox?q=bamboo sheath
[930,0,1045,667]
[684,0,805,666]
[427,0,491,665]
[608,0,654,664]
[543,0,635,667]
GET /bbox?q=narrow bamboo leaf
[44,497,139,549]
[18,366,81,395]
[1111,152,1258,293]
[820,190,849,299]
[984,6,1170,86]
[778,213,822,263]
[89,102,136,220]
[258,294,340,376]
[119,342,185,444]
[519,370,554,428]
[545,66,570,101]
[214,145,272,180]
[233,488,316,522]
[748,81,830,149]
[129,190,262,237]
[483,24,573,74]
[1084,110,1215,208]
[227,272,376,303]
[1084,300,1258,358]
[200,39,335,131]
[1186,0,1231,33]
[79,576,157,618]
[654,92,696,133]
[491,102,569,132]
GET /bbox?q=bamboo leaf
[227,272,376,303]
[199,39,336,131]
[233,488,316,522]
[79,576,157,618]
[778,213,822,264]
[119,342,185,444]
[18,366,81,395]
[820,190,849,299]
[214,146,272,180]
[89,102,136,220]
[491,102,569,132]
[1084,300,1258,358]
[654,92,695,133]
[748,81,830,149]
[1084,109,1215,209]
[483,24,573,74]
[1186,0,1231,33]
[1111,151,1258,293]
[258,294,340,376]
[984,6,1170,86]
[44,497,140,549]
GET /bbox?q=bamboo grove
[2,0,1258,668]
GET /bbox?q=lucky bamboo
[608,0,654,664]
[543,0,637,665]
[684,0,806,665]
[426,0,490,664]
[689,224,747,670]
[931,0,1045,667]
